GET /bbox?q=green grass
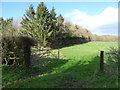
[2,41,118,88]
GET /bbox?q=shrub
[107,47,120,62]
[2,36,36,67]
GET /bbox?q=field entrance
[31,46,60,66]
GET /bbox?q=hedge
[2,36,36,67]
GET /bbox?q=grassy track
[2,41,118,88]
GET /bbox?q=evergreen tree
[20,2,64,48]
[35,2,51,47]
[20,4,35,37]
[20,3,52,47]
[57,14,64,36]
[48,7,58,46]
[57,14,64,25]
[56,14,64,47]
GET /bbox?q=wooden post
[42,47,43,56]
[47,49,48,58]
[24,45,31,68]
[100,51,104,71]
[58,49,60,59]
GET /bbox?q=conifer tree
[47,7,58,46]
[35,2,51,47]
[20,2,52,47]
[20,4,35,37]
[56,14,64,47]
[20,2,64,48]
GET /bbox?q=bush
[107,47,120,62]
[2,36,36,67]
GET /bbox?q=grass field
[2,41,118,88]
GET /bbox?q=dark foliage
[60,37,89,47]
[50,36,90,49]
[2,36,36,67]
[107,47,119,63]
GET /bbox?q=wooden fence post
[58,49,60,59]
[100,51,104,71]
[24,45,31,68]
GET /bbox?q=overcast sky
[1,2,118,35]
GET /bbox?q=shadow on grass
[57,56,100,88]
[6,56,100,88]
[3,55,118,88]
[2,57,68,88]
[31,57,69,75]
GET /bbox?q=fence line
[31,47,59,59]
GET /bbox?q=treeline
[92,35,118,42]
[63,22,118,42]
[0,2,118,49]
[0,2,90,49]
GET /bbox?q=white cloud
[64,7,118,35]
